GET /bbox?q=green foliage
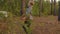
[32,1,58,16]
[0,13,6,20]
[32,1,40,16]
[0,0,21,16]
[23,19,32,34]
[0,0,58,16]
[42,1,51,16]
[0,13,5,17]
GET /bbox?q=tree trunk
[39,0,43,17]
[51,0,53,15]
[58,1,60,21]
[20,0,26,16]
[53,0,56,16]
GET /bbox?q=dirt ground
[31,16,59,34]
[0,16,60,34]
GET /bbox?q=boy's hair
[30,2,33,6]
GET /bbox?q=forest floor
[32,16,59,34]
[0,16,60,34]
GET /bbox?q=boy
[25,0,34,20]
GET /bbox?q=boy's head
[28,0,34,7]
[30,2,34,6]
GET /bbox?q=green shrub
[0,13,5,18]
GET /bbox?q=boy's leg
[30,15,33,20]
